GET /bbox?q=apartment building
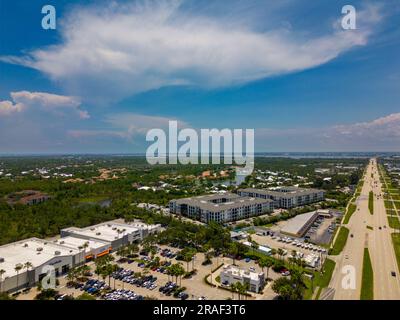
[237,186,325,209]
[169,193,273,223]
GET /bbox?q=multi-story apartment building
[237,186,325,209]
[169,193,273,223]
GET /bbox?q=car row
[103,289,144,301]
[274,235,326,253]
[160,248,177,259]
[81,279,110,295]
[159,281,188,299]
[111,268,158,290]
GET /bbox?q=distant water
[212,173,247,187]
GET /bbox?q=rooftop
[173,193,272,212]
[280,211,319,236]
[62,222,140,242]
[238,186,324,198]
[53,236,109,253]
[221,264,263,282]
[0,238,79,278]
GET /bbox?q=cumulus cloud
[0,91,89,119]
[0,99,24,116]
[0,1,382,103]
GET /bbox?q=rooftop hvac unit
[23,243,28,247]
[37,247,43,252]
[90,228,95,231]
[112,227,117,230]
[54,251,61,256]
[60,241,65,244]
[96,232,101,235]
[0,257,4,263]
[107,224,112,227]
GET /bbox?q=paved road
[330,158,400,300]
[369,158,400,299]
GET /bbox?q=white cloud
[255,113,400,151]
[0,99,24,116]
[333,113,400,138]
[0,1,382,103]
[0,91,89,119]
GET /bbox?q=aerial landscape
[0,0,400,307]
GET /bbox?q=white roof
[0,238,79,278]
[222,264,263,282]
[62,222,139,242]
[54,236,109,253]
[280,211,318,236]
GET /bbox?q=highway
[329,158,400,300]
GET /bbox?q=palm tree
[259,258,267,273]
[111,264,119,290]
[230,283,237,300]
[228,242,239,265]
[82,242,89,262]
[24,262,33,274]
[80,265,91,278]
[235,282,244,300]
[24,262,33,287]
[66,268,76,284]
[183,253,193,272]
[242,282,250,299]
[14,263,23,290]
[264,260,273,280]
[0,269,6,293]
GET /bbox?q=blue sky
[0,0,400,153]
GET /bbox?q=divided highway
[329,158,400,300]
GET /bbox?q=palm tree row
[167,263,185,286]
[230,282,250,300]
[13,261,33,291]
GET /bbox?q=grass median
[330,227,349,255]
[368,191,374,215]
[343,203,357,224]
[360,248,374,300]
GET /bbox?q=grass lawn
[388,216,400,230]
[368,191,374,215]
[343,203,357,224]
[385,200,394,210]
[330,227,349,255]
[386,209,397,216]
[304,259,336,300]
[360,248,374,300]
[391,194,400,201]
[391,233,400,273]
[315,259,336,289]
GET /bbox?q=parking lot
[15,243,288,300]
[248,232,327,269]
